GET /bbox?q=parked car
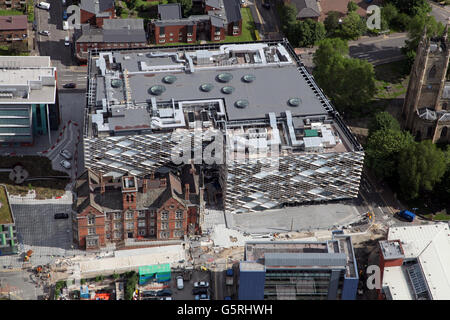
[156,289,172,297]
[63,10,68,20]
[63,83,76,89]
[176,276,184,290]
[194,281,209,288]
[38,30,50,36]
[60,149,72,160]
[37,2,50,10]
[60,159,71,169]
[63,21,69,31]
[192,287,208,295]
[62,0,66,5]
[195,294,210,300]
[64,36,70,46]
[141,290,157,297]
[160,297,173,300]
[54,213,69,219]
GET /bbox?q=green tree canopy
[339,11,367,40]
[387,0,431,16]
[347,1,358,13]
[365,128,414,179]
[324,11,341,37]
[368,111,401,136]
[397,140,447,199]
[313,38,376,112]
[289,19,326,47]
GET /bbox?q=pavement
[0,271,47,300]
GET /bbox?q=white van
[176,276,184,290]
[37,2,50,10]
[63,21,69,30]
[64,36,70,46]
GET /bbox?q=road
[35,0,87,89]
[249,0,283,40]
[428,1,450,23]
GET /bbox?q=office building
[238,234,359,300]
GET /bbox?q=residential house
[79,0,116,27]
[150,0,242,44]
[74,18,147,62]
[285,0,321,21]
[0,15,27,50]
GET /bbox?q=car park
[54,213,69,219]
[63,83,76,89]
[193,281,209,288]
[60,149,72,160]
[38,30,50,36]
[60,159,71,169]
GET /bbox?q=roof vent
[200,83,214,92]
[235,99,249,108]
[288,98,301,107]
[149,85,166,96]
[162,75,177,84]
[242,74,256,83]
[221,86,235,94]
[111,79,122,88]
[217,72,233,83]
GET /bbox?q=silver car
[60,159,71,169]
[39,30,50,36]
[60,149,72,160]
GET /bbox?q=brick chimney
[160,178,167,188]
[143,178,148,193]
[185,184,190,201]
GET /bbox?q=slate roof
[76,20,147,43]
[80,0,115,14]
[158,3,182,20]
[289,0,320,19]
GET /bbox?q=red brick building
[0,15,27,48]
[73,166,201,250]
[79,0,116,27]
[150,0,242,44]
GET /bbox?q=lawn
[225,7,257,42]
[0,186,13,224]
[373,59,409,100]
[0,10,23,16]
[0,156,69,199]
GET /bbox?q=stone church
[402,23,450,143]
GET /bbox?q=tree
[292,19,326,47]
[313,39,376,112]
[339,11,366,40]
[387,0,431,16]
[398,140,447,199]
[179,0,192,17]
[347,1,358,13]
[324,11,341,37]
[405,13,445,52]
[368,112,401,136]
[365,129,414,179]
[381,3,398,26]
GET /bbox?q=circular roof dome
[235,99,249,108]
[217,73,233,83]
[288,97,301,107]
[149,85,166,96]
[221,86,235,94]
[242,74,256,83]
[162,75,177,84]
[111,79,122,88]
[200,83,214,92]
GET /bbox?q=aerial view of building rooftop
[0,56,57,144]
[380,224,450,300]
[0,185,18,256]
[239,234,359,300]
[84,40,363,212]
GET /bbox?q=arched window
[130,194,134,202]
[126,194,130,202]
[441,127,448,138]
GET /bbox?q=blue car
[63,10,68,20]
